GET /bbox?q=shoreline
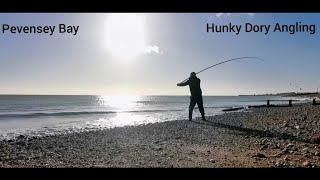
[1,103,320,167]
[0,94,311,141]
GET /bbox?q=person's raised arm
[177,79,189,86]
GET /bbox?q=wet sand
[1,103,320,168]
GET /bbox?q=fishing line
[290,83,303,91]
[179,56,264,83]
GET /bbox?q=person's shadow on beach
[191,119,311,144]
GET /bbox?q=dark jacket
[179,76,202,97]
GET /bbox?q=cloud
[216,13,224,18]
[145,45,163,55]
[215,13,255,18]
[216,13,230,18]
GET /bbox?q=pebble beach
[1,103,320,168]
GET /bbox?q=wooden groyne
[223,98,318,111]
[248,100,297,108]
[313,99,320,105]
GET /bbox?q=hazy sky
[1,13,320,96]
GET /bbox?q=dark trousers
[189,95,205,120]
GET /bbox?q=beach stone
[260,145,267,150]
[284,156,290,161]
[311,136,320,144]
[259,142,265,146]
[295,126,300,130]
[286,143,294,149]
[209,159,215,163]
[302,147,310,153]
[282,147,289,153]
[272,152,284,157]
[16,141,26,146]
[275,161,284,168]
[33,156,41,159]
[17,154,25,160]
[314,151,320,156]
[252,153,267,158]
[267,144,276,149]
[293,152,301,155]
[282,121,289,127]
[302,161,310,167]
[17,135,25,140]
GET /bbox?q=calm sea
[0,95,307,140]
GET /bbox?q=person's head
[190,72,196,77]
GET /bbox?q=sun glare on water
[98,95,141,110]
[103,13,147,63]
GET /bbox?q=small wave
[297,97,315,101]
[0,109,185,119]
[126,109,184,113]
[135,101,187,104]
[197,106,223,109]
[0,111,117,118]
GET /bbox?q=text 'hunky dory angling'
[206,22,316,35]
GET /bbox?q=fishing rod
[179,56,264,84]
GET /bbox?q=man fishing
[176,57,263,121]
[177,72,206,121]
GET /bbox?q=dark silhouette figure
[177,72,205,121]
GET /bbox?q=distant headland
[240,92,320,97]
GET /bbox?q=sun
[103,13,147,63]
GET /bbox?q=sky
[1,13,320,96]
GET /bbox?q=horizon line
[0,93,297,96]
[0,94,248,96]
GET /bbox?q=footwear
[189,118,192,121]
[202,117,206,121]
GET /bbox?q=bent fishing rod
[179,56,264,84]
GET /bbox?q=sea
[0,95,310,140]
